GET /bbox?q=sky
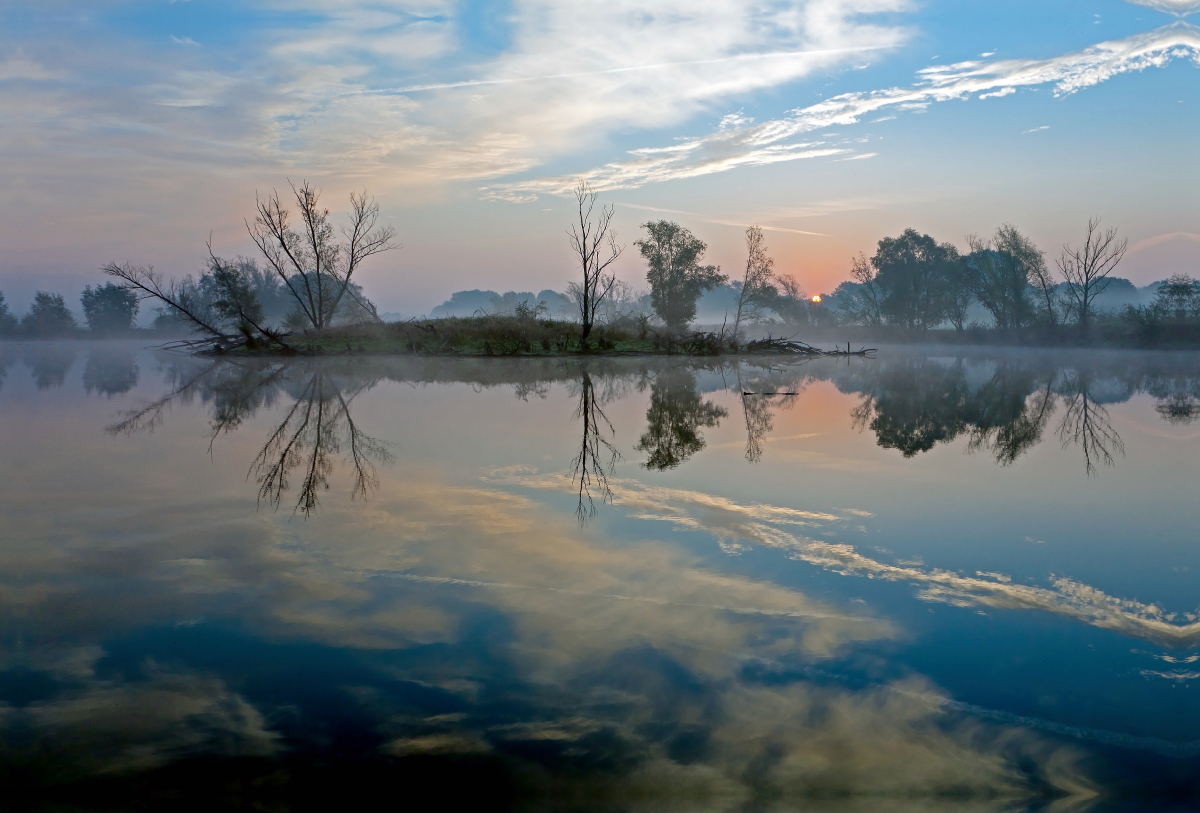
[0,0,1198,315]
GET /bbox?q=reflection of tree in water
[847,356,1126,472]
[0,344,16,392]
[1143,374,1200,425]
[1155,392,1200,424]
[82,348,139,396]
[1056,370,1125,476]
[109,361,389,516]
[740,393,798,463]
[851,359,972,457]
[636,369,727,471]
[24,344,78,389]
[965,364,1056,466]
[249,374,391,516]
[571,370,620,522]
[735,362,805,464]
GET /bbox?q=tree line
[5,177,1198,347]
[565,181,1196,342]
[0,285,141,338]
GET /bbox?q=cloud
[0,0,914,200]
[0,50,60,81]
[488,22,1200,198]
[1123,0,1200,16]
[1128,230,1200,252]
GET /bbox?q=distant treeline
[429,217,1199,347]
[6,177,1198,352]
[0,256,377,340]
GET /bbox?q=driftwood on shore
[743,335,876,357]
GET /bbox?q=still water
[2,341,1199,809]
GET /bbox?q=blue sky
[0,0,1197,314]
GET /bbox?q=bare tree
[1058,217,1127,336]
[732,225,776,338]
[101,261,226,340]
[566,180,623,344]
[247,180,397,331]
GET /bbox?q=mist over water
[2,341,1199,809]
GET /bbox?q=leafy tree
[873,229,958,331]
[1152,274,1199,318]
[0,292,17,336]
[966,225,1041,330]
[81,282,140,332]
[202,250,267,334]
[942,258,977,333]
[22,292,77,337]
[838,253,884,326]
[635,221,727,332]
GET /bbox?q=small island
[4,181,1197,356]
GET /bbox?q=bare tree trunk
[568,180,623,345]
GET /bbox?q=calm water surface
[2,340,1199,810]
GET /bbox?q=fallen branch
[744,334,876,357]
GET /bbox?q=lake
[2,340,1199,810]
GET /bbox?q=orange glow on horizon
[811,295,822,303]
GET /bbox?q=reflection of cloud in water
[0,467,1094,801]
[0,649,277,775]
[495,469,1200,648]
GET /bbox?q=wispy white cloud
[487,22,1200,199]
[1123,0,1200,16]
[0,0,915,197]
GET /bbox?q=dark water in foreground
[2,341,1200,810]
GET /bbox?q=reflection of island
[635,368,727,471]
